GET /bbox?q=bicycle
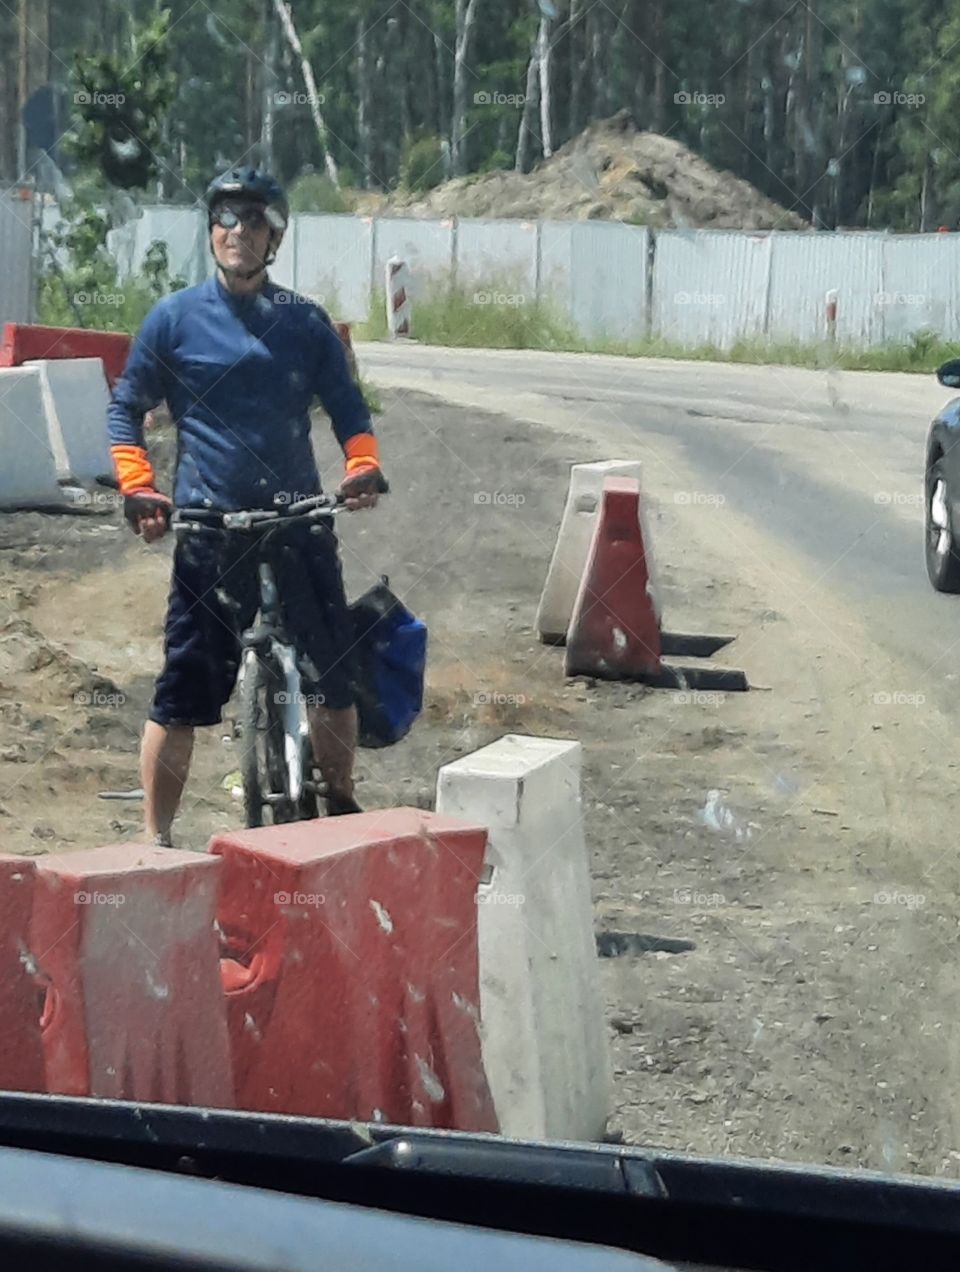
[172,491,364,827]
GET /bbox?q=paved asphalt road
[360,342,960,719]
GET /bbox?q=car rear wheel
[926,458,960,592]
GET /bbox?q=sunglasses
[212,203,284,232]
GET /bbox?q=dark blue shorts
[150,522,356,727]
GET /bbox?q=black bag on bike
[348,577,427,749]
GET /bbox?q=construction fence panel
[767,231,885,346]
[38,199,960,348]
[373,217,455,302]
[108,206,209,288]
[568,222,648,342]
[0,191,34,326]
[293,214,373,322]
[878,234,960,345]
[539,221,575,319]
[653,230,771,349]
[456,218,539,300]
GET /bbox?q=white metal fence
[28,200,960,349]
[0,191,35,327]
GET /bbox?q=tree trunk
[272,0,340,186]
[452,0,480,175]
[16,0,28,178]
[16,0,51,179]
[760,44,776,175]
[920,149,935,232]
[515,46,541,172]
[434,31,447,136]
[588,4,603,118]
[260,0,278,173]
[651,0,665,132]
[865,127,880,227]
[397,10,412,145]
[356,15,373,188]
[246,47,257,155]
[569,0,583,137]
[538,15,553,158]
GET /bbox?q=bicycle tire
[239,649,267,829]
[239,650,292,827]
[264,676,294,823]
[297,731,320,820]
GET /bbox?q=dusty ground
[2,385,959,1182]
[357,110,807,229]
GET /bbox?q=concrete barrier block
[0,366,65,509]
[536,460,662,643]
[27,357,113,483]
[436,734,611,1141]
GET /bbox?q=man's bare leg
[307,704,359,810]
[142,721,195,845]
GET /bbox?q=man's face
[210,200,273,275]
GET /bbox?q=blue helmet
[204,166,289,232]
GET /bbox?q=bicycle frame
[172,493,346,819]
[240,561,311,806]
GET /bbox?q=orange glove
[111,444,171,541]
[339,434,387,509]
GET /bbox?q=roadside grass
[356,284,958,374]
[39,262,956,375]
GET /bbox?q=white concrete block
[0,366,65,509]
[436,734,611,1141]
[535,460,662,643]
[26,357,113,483]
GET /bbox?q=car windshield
[2,0,958,1204]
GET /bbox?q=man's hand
[337,464,388,511]
[124,488,172,542]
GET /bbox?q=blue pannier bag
[348,576,427,748]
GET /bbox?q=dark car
[926,358,960,590]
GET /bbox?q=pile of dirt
[0,614,120,704]
[364,111,807,229]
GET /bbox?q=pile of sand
[363,110,806,230]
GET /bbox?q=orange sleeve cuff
[344,433,380,473]
[111,444,156,495]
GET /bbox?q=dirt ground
[2,385,959,1180]
[358,110,807,229]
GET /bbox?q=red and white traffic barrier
[825,288,838,343]
[386,256,412,339]
[0,323,131,390]
[536,460,663,645]
[436,735,611,1142]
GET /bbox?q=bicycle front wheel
[239,648,287,828]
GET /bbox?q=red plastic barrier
[211,809,498,1131]
[0,855,45,1092]
[0,324,131,390]
[31,844,233,1106]
[564,476,662,679]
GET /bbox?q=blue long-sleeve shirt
[107,274,373,510]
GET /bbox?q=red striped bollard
[386,256,412,339]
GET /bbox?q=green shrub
[478,148,513,174]
[288,172,352,214]
[400,135,445,193]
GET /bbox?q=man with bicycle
[107,167,385,846]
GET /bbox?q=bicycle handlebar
[172,491,347,534]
